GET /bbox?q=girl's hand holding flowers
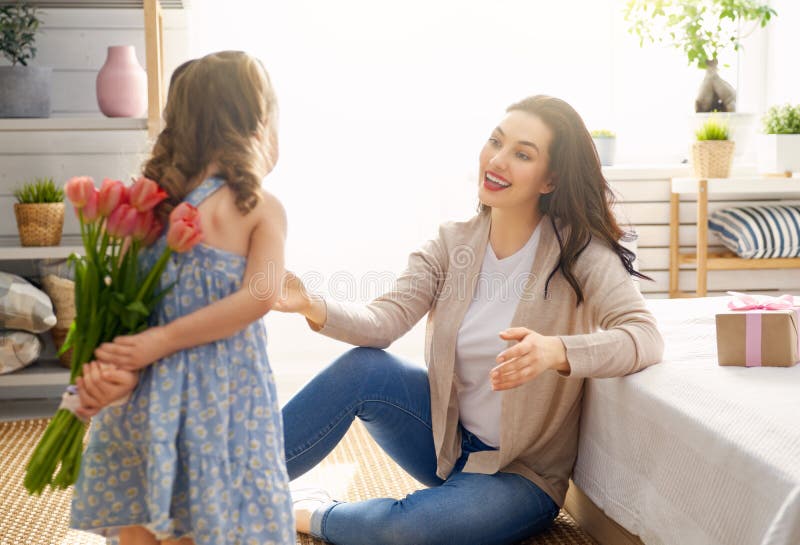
[75,362,140,419]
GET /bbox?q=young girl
[70,50,294,545]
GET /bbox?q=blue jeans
[282,347,559,545]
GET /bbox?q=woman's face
[478,110,555,211]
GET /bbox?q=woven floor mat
[0,418,596,545]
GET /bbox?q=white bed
[571,296,800,545]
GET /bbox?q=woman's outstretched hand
[490,327,570,391]
[273,271,327,327]
[272,271,312,314]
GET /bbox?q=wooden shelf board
[0,245,83,261]
[677,253,800,270]
[672,177,800,196]
[668,291,703,299]
[0,117,147,132]
[0,358,69,389]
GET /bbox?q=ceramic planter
[593,137,616,166]
[0,66,52,118]
[757,134,800,175]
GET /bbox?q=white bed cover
[572,296,800,545]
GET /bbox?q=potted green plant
[625,0,776,113]
[13,177,65,246]
[0,2,51,118]
[590,129,616,167]
[757,104,800,176]
[692,116,734,178]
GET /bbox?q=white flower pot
[593,137,616,166]
[756,134,800,175]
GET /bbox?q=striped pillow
[708,205,800,258]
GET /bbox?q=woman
[79,95,663,545]
[275,95,663,544]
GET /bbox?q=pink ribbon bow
[727,292,796,311]
[726,292,799,367]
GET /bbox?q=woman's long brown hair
[486,95,650,305]
[143,50,278,225]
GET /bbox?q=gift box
[716,293,800,367]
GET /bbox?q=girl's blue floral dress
[71,177,294,545]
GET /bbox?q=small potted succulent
[692,116,734,178]
[0,2,51,118]
[590,129,616,166]
[757,104,800,176]
[13,177,65,246]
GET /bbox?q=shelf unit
[0,1,186,401]
[0,0,187,137]
[669,177,800,298]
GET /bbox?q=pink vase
[96,45,147,118]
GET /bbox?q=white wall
[766,0,800,107]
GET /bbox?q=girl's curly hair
[143,50,278,225]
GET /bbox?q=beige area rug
[0,418,596,545]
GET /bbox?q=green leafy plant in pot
[692,116,734,178]
[757,104,800,176]
[13,177,65,246]
[624,0,776,113]
[0,2,51,118]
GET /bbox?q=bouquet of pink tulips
[24,176,203,495]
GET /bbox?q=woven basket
[14,202,65,247]
[692,140,735,178]
[41,274,75,369]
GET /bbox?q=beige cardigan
[311,210,664,506]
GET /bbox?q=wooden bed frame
[564,480,645,545]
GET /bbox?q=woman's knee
[328,347,396,384]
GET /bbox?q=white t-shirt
[454,225,541,447]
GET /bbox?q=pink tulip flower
[142,219,164,247]
[169,202,201,225]
[106,204,139,239]
[80,189,101,224]
[97,178,127,217]
[131,210,155,241]
[166,218,203,253]
[129,177,168,213]
[64,176,96,209]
